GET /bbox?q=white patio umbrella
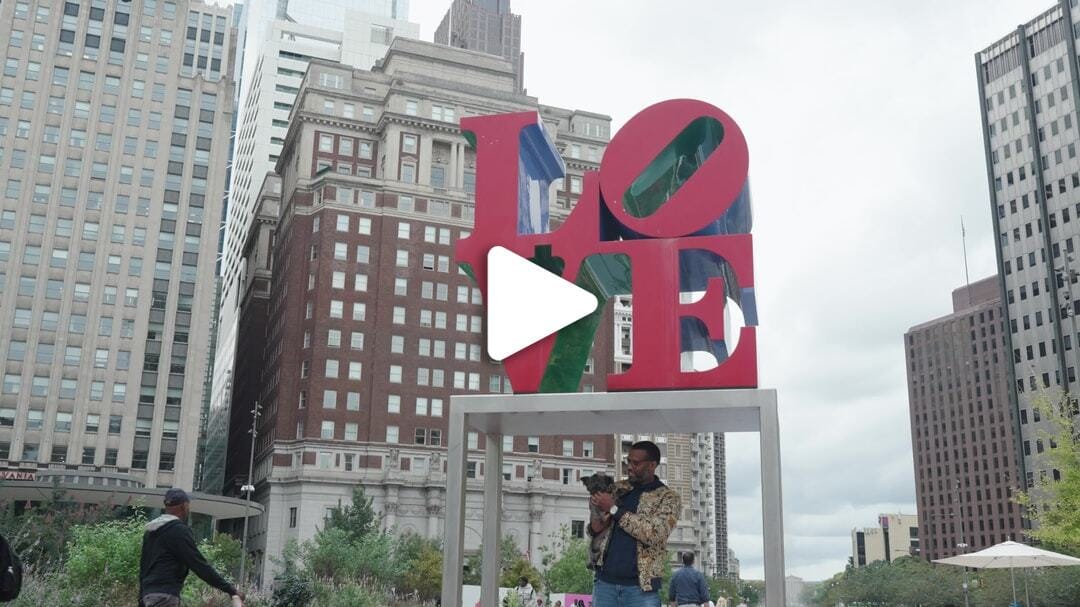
[933,540,1080,605]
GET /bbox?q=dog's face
[580,472,615,494]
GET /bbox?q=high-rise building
[711,432,730,577]
[977,0,1080,520]
[905,276,1024,560]
[204,0,419,495]
[233,38,618,582]
[434,0,524,92]
[850,513,919,567]
[0,0,237,494]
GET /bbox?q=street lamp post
[955,481,970,607]
[239,401,261,591]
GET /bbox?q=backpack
[0,533,22,601]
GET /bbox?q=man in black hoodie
[139,488,245,607]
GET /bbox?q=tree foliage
[394,533,443,601]
[463,535,523,585]
[323,486,381,545]
[0,485,131,572]
[805,554,1080,607]
[1016,391,1080,556]
[539,527,593,594]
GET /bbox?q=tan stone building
[0,0,239,499]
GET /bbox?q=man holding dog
[588,441,681,607]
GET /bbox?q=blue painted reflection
[517,119,564,236]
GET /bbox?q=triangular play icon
[486,246,599,361]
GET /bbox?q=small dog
[580,472,616,570]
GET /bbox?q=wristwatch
[608,504,619,516]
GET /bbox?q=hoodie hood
[146,513,180,532]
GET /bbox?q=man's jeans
[592,579,661,607]
[141,593,181,607]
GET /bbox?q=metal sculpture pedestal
[440,389,785,607]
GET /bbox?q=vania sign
[456,99,758,394]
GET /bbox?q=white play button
[486,246,599,361]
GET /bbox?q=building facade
[234,38,618,582]
[434,0,524,93]
[850,513,919,567]
[205,0,419,495]
[977,0,1080,515]
[906,276,1024,560]
[0,0,237,492]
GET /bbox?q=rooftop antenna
[961,216,972,306]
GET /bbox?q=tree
[464,536,522,585]
[539,528,593,594]
[738,579,762,606]
[707,576,739,604]
[1016,391,1080,556]
[0,485,131,572]
[323,486,380,544]
[500,555,542,595]
[395,533,443,600]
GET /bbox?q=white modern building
[851,513,919,567]
[204,0,419,494]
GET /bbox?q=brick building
[906,276,1024,560]
[233,38,618,581]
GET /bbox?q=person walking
[667,552,709,607]
[516,576,536,605]
[588,441,681,607]
[139,488,245,607]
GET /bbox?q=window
[386,425,399,443]
[583,440,594,458]
[323,390,337,408]
[389,365,402,383]
[563,440,574,457]
[387,395,401,414]
[321,421,335,439]
[528,436,540,453]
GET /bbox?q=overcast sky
[405,0,1059,581]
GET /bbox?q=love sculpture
[442,100,785,607]
[456,99,758,393]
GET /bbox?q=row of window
[6,342,133,369]
[0,409,123,434]
[7,277,141,305]
[1,375,127,402]
[316,133,374,158]
[0,442,119,466]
